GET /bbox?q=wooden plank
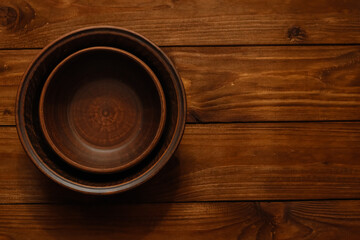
[1,45,360,125]
[1,200,360,239]
[170,46,360,122]
[0,0,359,48]
[1,122,360,203]
[0,50,33,125]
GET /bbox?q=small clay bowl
[16,26,186,195]
[39,46,166,174]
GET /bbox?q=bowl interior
[39,47,166,174]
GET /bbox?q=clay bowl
[39,46,166,174]
[16,26,186,195]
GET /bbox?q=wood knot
[0,63,9,72]
[3,109,12,115]
[0,6,17,27]
[0,1,36,32]
[287,26,307,42]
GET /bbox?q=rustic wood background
[1,0,360,239]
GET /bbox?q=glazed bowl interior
[39,47,166,174]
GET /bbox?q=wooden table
[1,0,360,239]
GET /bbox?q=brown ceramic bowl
[39,46,166,174]
[16,26,186,195]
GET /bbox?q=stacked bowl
[16,26,186,195]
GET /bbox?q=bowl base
[69,78,143,150]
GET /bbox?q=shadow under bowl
[39,47,166,174]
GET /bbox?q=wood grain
[1,201,360,239]
[170,46,360,123]
[0,0,359,48]
[1,45,360,125]
[2,122,360,203]
[0,0,359,238]
[0,50,33,125]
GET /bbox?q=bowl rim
[16,26,186,195]
[38,46,167,174]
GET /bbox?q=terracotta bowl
[16,26,186,195]
[39,46,166,174]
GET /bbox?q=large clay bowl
[16,26,186,195]
[39,46,166,174]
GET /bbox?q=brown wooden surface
[1,45,360,125]
[0,0,359,47]
[1,201,360,240]
[1,123,360,203]
[0,0,359,238]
